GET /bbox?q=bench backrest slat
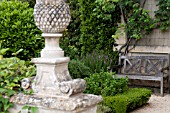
[119,55,169,75]
[120,56,167,60]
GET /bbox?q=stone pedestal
[9,33,102,113]
[9,93,101,113]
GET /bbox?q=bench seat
[117,55,170,96]
[117,74,168,81]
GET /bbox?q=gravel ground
[131,94,170,113]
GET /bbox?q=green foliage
[18,106,38,113]
[68,52,119,79]
[6,0,36,8]
[84,72,128,96]
[125,5,155,39]
[80,51,117,73]
[0,56,36,112]
[78,0,120,56]
[60,0,81,59]
[113,0,170,54]
[0,57,36,91]
[0,88,16,113]
[0,48,9,59]
[61,0,120,61]
[114,0,155,40]
[20,0,36,8]
[97,104,112,113]
[155,0,170,31]
[103,88,152,113]
[0,0,43,60]
[114,0,169,40]
[68,59,92,79]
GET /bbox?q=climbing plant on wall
[155,0,170,31]
[113,0,170,55]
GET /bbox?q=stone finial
[34,0,71,33]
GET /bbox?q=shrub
[103,88,152,113]
[68,59,92,79]
[20,0,36,8]
[60,0,81,59]
[78,0,120,56]
[0,0,43,60]
[0,56,36,112]
[80,51,116,73]
[0,88,16,113]
[84,72,128,96]
[61,0,121,61]
[97,104,112,113]
[0,57,36,91]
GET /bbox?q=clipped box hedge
[102,88,152,113]
[85,72,128,96]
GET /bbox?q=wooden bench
[117,55,170,96]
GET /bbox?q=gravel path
[131,94,170,113]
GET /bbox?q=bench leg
[161,78,164,97]
[168,77,170,94]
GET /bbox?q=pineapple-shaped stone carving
[34,0,71,33]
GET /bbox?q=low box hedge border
[101,88,152,113]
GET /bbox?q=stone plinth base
[9,104,97,113]
[9,93,102,113]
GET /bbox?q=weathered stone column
[9,0,102,113]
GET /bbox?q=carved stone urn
[9,0,102,113]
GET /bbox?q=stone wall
[115,0,170,54]
[136,0,170,47]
